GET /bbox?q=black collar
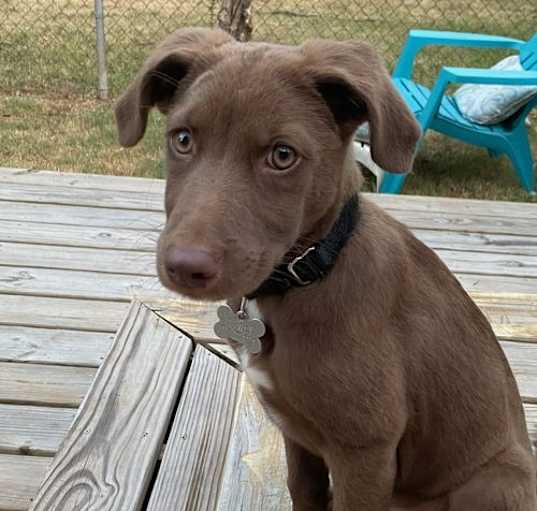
[247,194,359,299]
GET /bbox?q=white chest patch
[238,299,274,391]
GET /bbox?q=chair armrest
[393,29,525,79]
[442,66,537,86]
[419,67,537,130]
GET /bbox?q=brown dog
[116,28,536,510]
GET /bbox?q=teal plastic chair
[380,30,537,194]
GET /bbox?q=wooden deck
[0,166,536,510]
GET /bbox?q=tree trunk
[217,0,254,41]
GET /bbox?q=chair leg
[378,172,408,194]
[505,134,536,194]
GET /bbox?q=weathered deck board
[0,242,157,275]
[2,181,537,237]
[3,168,536,224]
[0,455,51,511]
[0,294,127,332]
[147,347,241,511]
[0,265,163,302]
[216,380,291,511]
[456,274,537,294]
[30,302,193,511]
[414,229,537,257]
[0,201,164,230]
[148,297,221,343]
[502,341,537,403]
[0,325,113,367]
[0,167,166,194]
[0,182,163,212]
[0,362,96,408]
[437,250,537,279]
[0,405,76,456]
[0,219,157,251]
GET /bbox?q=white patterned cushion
[454,55,537,125]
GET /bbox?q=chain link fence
[2,0,536,100]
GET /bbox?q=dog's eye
[268,144,298,171]
[171,129,194,154]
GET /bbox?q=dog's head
[115,28,420,300]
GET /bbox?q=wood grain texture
[206,342,240,366]
[0,404,76,456]
[0,182,163,212]
[0,219,158,251]
[147,347,241,511]
[502,340,537,403]
[390,210,537,237]
[0,201,164,231]
[0,362,96,407]
[0,325,113,367]
[0,242,157,275]
[524,404,537,450]
[0,168,166,194]
[472,293,537,341]
[216,379,291,511]
[29,301,193,511]
[367,193,537,221]
[438,250,537,279]
[147,297,222,343]
[0,294,128,332]
[2,168,535,221]
[415,229,537,256]
[0,454,51,511]
[0,265,164,301]
[457,273,537,295]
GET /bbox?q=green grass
[1,0,536,201]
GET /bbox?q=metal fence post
[94,0,109,99]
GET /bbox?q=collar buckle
[287,246,316,286]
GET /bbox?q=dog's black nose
[164,247,218,289]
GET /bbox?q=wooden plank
[367,193,537,221]
[415,229,537,257]
[472,293,537,336]
[215,380,291,511]
[0,200,164,231]
[524,403,537,450]
[0,220,158,251]
[392,210,537,237]
[0,326,114,367]
[457,273,537,295]
[438,249,537,279]
[1,169,535,223]
[0,362,96,407]
[148,297,221,343]
[0,182,163,212]
[0,167,166,194]
[0,242,157,276]
[502,340,537,404]
[0,454,51,511]
[0,265,164,302]
[30,302,193,511]
[206,342,240,366]
[147,347,241,511]
[0,294,128,332]
[0,404,76,456]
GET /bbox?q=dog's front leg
[284,436,331,511]
[329,444,396,511]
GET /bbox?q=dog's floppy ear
[115,28,233,147]
[303,40,421,173]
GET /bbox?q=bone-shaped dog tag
[214,304,265,354]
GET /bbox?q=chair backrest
[520,33,537,70]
